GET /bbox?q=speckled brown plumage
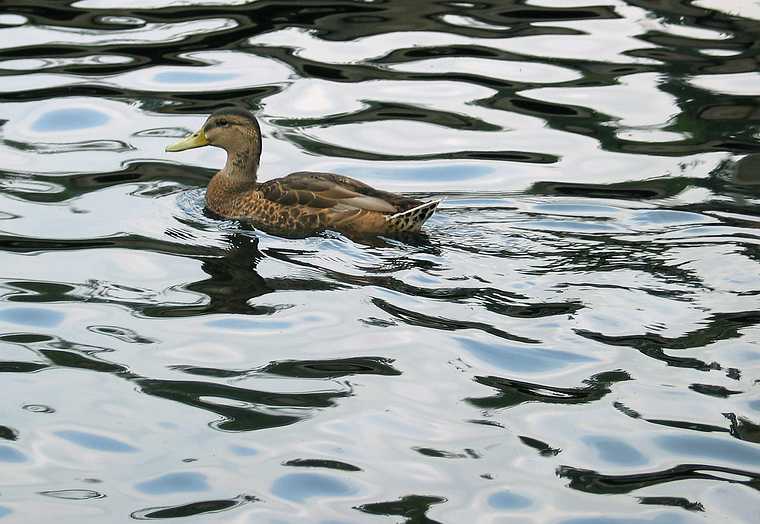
[166,109,441,236]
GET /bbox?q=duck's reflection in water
[1,228,411,432]
[159,230,271,316]
[157,219,437,319]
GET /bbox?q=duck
[166,108,441,237]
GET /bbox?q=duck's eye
[217,119,229,127]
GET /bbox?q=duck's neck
[220,137,261,188]
[207,134,261,215]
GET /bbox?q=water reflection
[39,489,104,500]
[0,426,18,441]
[356,495,446,523]
[583,435,648,467]
[1,0,760,522]
[136,376,350,431]
[0,446,26,463]
[55,430,139,453]
[143,233,272,317]
[136,472,208,494]
[32,108,109,132]
[271,472,357,502]
[656,434,760,466]
[0,307,63,327]
[487,490,533,510]
[130,494,255,520]
[469,370,632,411]
[558,463,760,495]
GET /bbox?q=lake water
[1,0,760,522]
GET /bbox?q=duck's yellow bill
[165,130,208,152]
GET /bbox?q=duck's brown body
[167,109,439,236]
[207,172,417,236]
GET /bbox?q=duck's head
[165,108,261,153]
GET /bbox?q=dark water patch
[519,435,561,456]
[575,330,726,372]
[582,310,760,352]
[638,496,704,512]
[261,356,401,379]
[480,295,584,318]
[414,447,479,459]
[1,55,146,77]
[131,495,255,520]
[529,181,675,200]
[641,418,730,435]
[381,44,502,63]
[498,6,619,22]
[613,401,642,420]
[469,419,505,429]
[21,404,54,413]
[0,333,133,377]
[509,96,590,117]
[171,366,246,379]
[3,332,117,358]
[136,378,349,432]
[558,463,760,495]
[0,426,18,441]
[283,132,559,164]
[274,101,502,132]
[460,150,558,163]
[689,383,743,398]
[356,495,446,524]
[284,458,362,472]
[0,362,48,374]
[468,370,631,410]
[372,297,538,344]
[0,333,51,344]
[2,138,134,155]
[86,325,155,344]
[725,367,741,381]
[161,85,284,115]
[0,233,217,257]
[40,348,128,374]
[622,139,760,157]
[39,489,104,500]
[2,281,77,303]
[725,413,760,444]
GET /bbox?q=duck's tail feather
[385,198,443,233]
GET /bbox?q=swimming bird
[166,109,441,236]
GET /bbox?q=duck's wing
[259,172,420,214]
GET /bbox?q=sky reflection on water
[0,0,759,523]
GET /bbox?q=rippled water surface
[2,0,760,522]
